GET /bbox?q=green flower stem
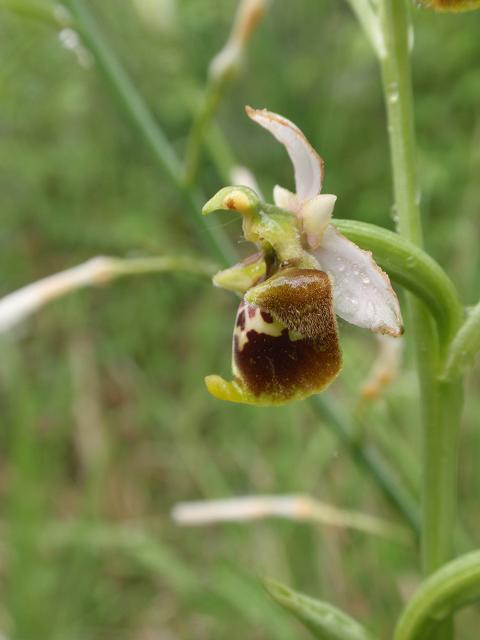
[377,4,464,638]
[62,0,423,536]
[443,300,480,379]
[184,79,225,185]
[63,0,236,267]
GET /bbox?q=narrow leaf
[265,579,374,640]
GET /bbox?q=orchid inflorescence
[203,107,403,406]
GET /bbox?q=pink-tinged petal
[314,226,403,337]
[273,185,302,214]
[301,194,337,249]
[246,106,324,200]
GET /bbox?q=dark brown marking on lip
[236,310,246,330]
[234,325,341,401]
[260,311,274,323]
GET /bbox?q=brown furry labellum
[231,269,342,403]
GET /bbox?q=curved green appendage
[213,252,267,295]
[203,186,314,268]
[442,300,480,380]
[394,551,480,640]
[205,375,273,406]
[265,579,375,640]
[333,219,463,351]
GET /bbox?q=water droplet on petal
[336,256,345,272]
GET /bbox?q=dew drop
[362,274,370,285]
[406,255,417,269]
[59,28,80,50]
[388,82,399,104]
[390,204,399,224]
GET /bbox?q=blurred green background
[1,0,480,638]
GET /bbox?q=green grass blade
[265,578,375,640]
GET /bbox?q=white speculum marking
[234,303,283,352]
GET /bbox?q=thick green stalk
[63,0,235,267]
[378,2,464,637]
[443,300,480,379]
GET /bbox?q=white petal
[273,184,302,213]
[301,194,336,249]
[314,226,403,336]
[246,106,324,200]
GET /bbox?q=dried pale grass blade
[230,0,270,46]
[171,494,410,543]
[209,0,270,80]
[314,226,403,337]
[0,256,215,334]
[361,334,403,401]
[246,106,324,200]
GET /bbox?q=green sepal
[202,185,261,219]
[212,251,266,295]
[265,579,375,640]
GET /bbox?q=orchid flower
[202,107,403,406]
